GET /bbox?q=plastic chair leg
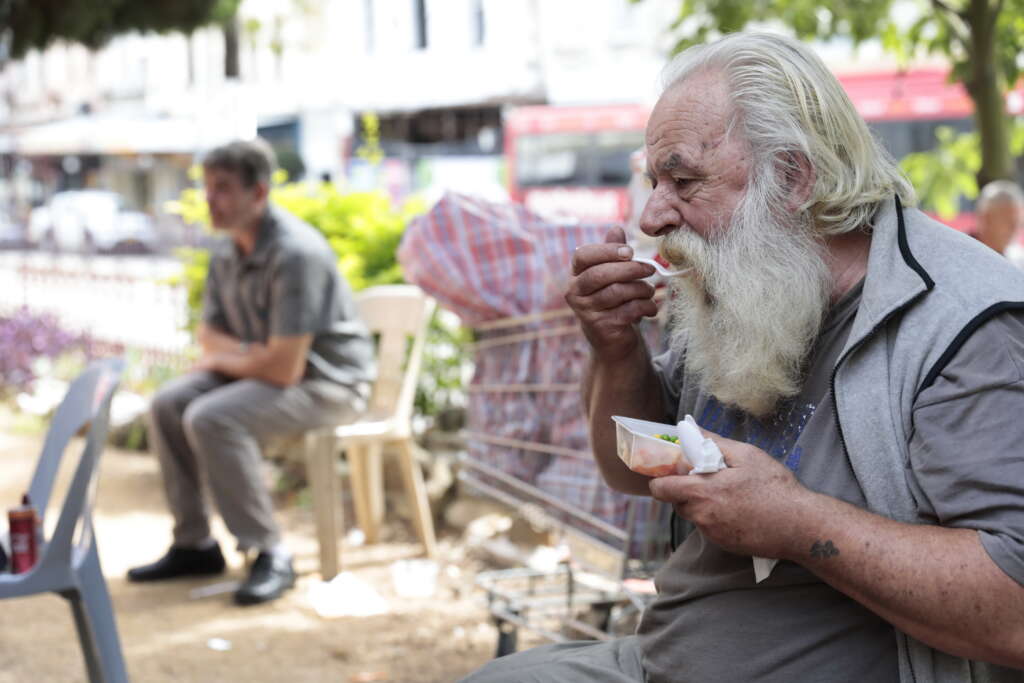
[304,429,341,579]
[67,543,129,683]
[347,444,378,544]
[364,441,385,534]
[396,439,437,559]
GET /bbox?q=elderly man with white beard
[460,32,1024,683]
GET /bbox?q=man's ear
[777,151,815,212]
[253,180,270,203]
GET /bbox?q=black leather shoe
[234,552,296,605]
[127,545,226,582]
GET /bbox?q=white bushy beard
[661,168,832,417]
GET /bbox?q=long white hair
[661,32,915,236]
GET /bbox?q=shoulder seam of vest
[918,301,1024,394]
[895,194,935,290]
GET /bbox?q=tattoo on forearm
[810,540,840,559]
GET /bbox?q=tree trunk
[965,0,1013,188]
[222,12,241,79]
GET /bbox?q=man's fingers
[573,302,659,340]
[584,280,656,311]
[572,242,635,276]
[649,474,696,503]
[699,428,747,467]
[572,260,656,297]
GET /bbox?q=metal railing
[0,251,192,371]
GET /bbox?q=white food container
[614,415,775,582]
[612,415,686,477]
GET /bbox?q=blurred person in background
[464,32,1024,682]
[973,179,1024,267]
[127,139,375,605]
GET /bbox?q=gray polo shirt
[636,283,1024,683]
[202,205,376,392]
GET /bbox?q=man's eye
[674,178,694,189]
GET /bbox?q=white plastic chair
[305,285,438,579]
[0,358,127,683]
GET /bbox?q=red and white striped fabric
[399,193,665,553]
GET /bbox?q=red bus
[504,104,649,223]
[504,68,1024,227]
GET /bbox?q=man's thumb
[604,226,627,244]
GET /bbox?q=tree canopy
[642,0,1024,207]
[2,0,241,60]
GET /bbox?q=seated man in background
[973,179,1024,266]
[463,32,1024,682]
[128,139,375,605]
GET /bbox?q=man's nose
[638,189,680,237]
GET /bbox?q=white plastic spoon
[631,256,692,277]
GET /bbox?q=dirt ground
[0,432,510,683]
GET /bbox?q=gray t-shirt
[202,205,376,393]
[636,283,1024,683]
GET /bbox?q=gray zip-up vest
[835,197,1024,683]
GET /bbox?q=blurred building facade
[0,0,680,240]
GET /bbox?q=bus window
[595,130,645,186]
[504,104,650,221]
[516,133,592,187]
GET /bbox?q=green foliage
[646,0,1024,84]
[271,181,425,292]
[902,0,1024,91]
[902,120,1024,218]
[4,0,241,59]
[166,174,425,330]
[642,0,1024,213]
[649,0,893,53]
[901,127,981,219]
[356,112,385,166]
[416,310,474,419]
[167,245,210,333]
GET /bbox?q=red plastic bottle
[8,494,38,574]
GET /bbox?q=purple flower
[0,308,93,398]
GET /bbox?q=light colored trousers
[147,371,365,550]
[459,637,647,683]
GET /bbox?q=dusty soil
[0,432,507,683]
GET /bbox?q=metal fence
[0,251,192,371]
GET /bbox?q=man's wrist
[237,341,250,354]
[778,488,839,563]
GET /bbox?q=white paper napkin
[676,414,778,583]
[677,415,727,473]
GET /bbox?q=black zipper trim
[829,300,927,683]
[918,301,1024,395]
[829,304,919,474]
[901,633,919,683]
[670,511,679,552]
[894,195,934,290]
[832,196,933,483]
[832,197,930,683]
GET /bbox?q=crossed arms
[195,323,312,387]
